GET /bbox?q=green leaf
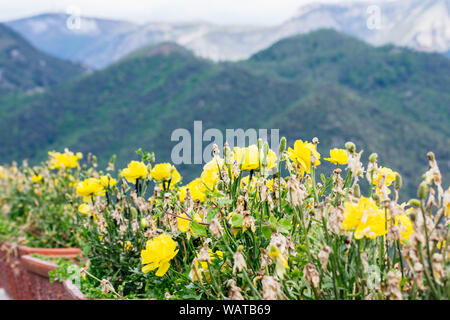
[277,218,292,235]
[262,226,273,239]
[190,220,207,236]
[206,209,218,223]
[231,214,244,228]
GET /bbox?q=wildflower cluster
[0,149,94,247]
[2,140,449,300]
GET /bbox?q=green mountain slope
[0,30,448,197]
[0,23,85,94]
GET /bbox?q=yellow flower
[343,197,387,239]
[190,249,224,282]
[179,178,207,202]
[99,174,117,188]
[0,166,6,179]
[76,178,105,201]
[78,203,91,215]
[324,148,348,165]
[233,145,277,172]
[240,175,257,191]
[200,167,220,190]
[203,156,225,173]
[287,139,320,174]
[373,167,396,187]
[199,156,227,190]
[121,241,132,252]
[395,214,413,243]
[150,163,181,184]
[373,167,397,196]
[268,245,289,279]
[141,234,178,277]
[48,150,81,169]
[31,175,43,183]
[121,161,148,184]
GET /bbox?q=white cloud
[0,0,385,25]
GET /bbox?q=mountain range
[0,23,448,197]
[0,23,85,94]
[4,0,450,69]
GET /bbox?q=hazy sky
[0,0,379,25]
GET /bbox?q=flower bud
[141,218,148,228]
[418,182,429,200]
[257,138,263,150]
[372,193,381,206]
[263,141,269,156]
[345,142,356,153]
[279,137,286,153]
[369,153,378,163]
[217,180,225,191]
[312,137,319,145]
[427,152,435,161]
[408,199,421,207]
[352,184,361,198]
[394,173,402,190]
[130,207,138,218]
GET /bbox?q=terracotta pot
[21,255,73,300]
[0,241,81,300]
[0,242,31,300]
[63,280,156,300]
[63,279,89,300]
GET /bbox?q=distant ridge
[5,1,450,68]
[0,23,85,94]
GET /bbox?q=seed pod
[352,184,361,198]
[263,141,269,156]
[394,173,402,190]
[130,206,138,218]
[279,137,286,153]
[372,193,381,206]
[418,182,429,200]
[345,141,356,153]
[217,180,225,191]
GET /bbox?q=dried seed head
[386,271,403,300]
[100,279,115,296]
[228,279,245,300]
[312,137,319,145]
[262,276,283,300]
[209,218,223,238]
[233,250,247,274]
[303,263,320,288]
[318,245,331,271]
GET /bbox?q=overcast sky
[0,0,381,25]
